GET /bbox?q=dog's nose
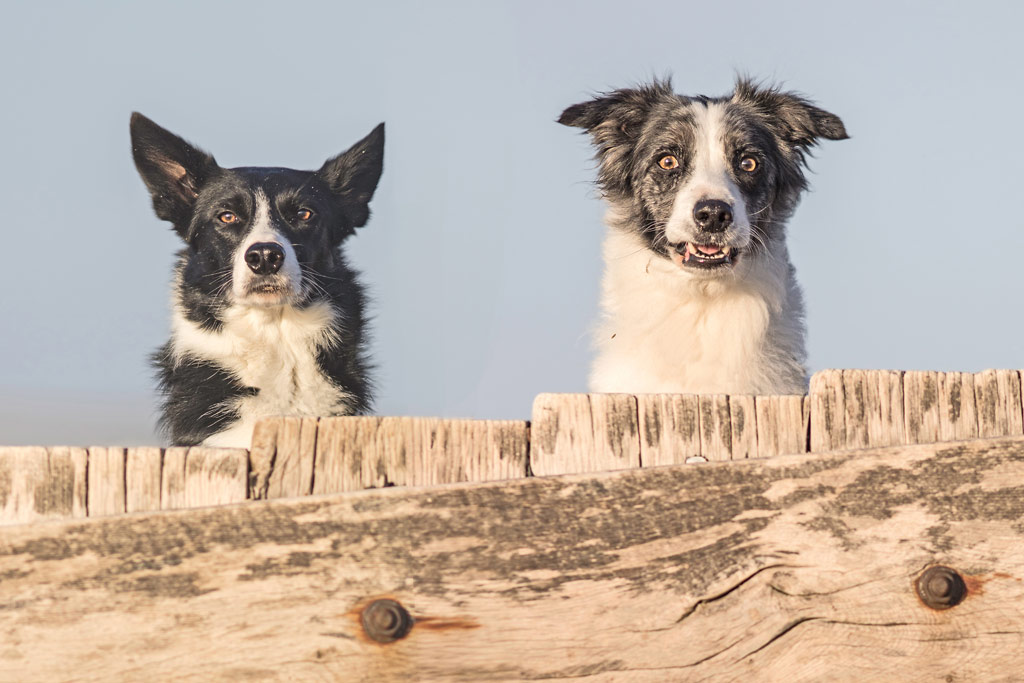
[244,242,285,275]
[693,200,733,233]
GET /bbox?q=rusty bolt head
[361,598,413,643]
[916,566,967,610]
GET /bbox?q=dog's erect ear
[130,113,218,235]
[558,80,672,140]
[317,122,385,230]
[734,79,848,149]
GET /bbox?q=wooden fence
[1,368,1024,680]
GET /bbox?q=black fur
[131,113,384,446]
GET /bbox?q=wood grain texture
[809,369,844,452]
[754,396,806,458]
[637,394,701,466]
[974,369,1023,438]
[313,417,529,493]
[904,371,941,445]
[1,438,1024,681]
[531,393,639,475]
[698,394,733,461]
[937,372,979,442]
[0,447,86,525]
[250,416,319,499]
[86,446,125,517]
[728,395,757,460]
[125,447,162,513]
[183,448,248,508]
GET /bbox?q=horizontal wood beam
[1,437,1023,680]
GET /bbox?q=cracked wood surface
[2,438,1024,681]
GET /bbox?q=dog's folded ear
[317,123,385,231]
[130,113,218,237]
[734,79,848,149]
[558,80,671,141]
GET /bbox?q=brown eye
[739,157,758,172]
[297,208,313,221]
[218,211,238,224]
[658,155,680,170]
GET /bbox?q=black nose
[244,242,285,275]
[693,199,734,233]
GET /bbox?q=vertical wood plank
[531,394,640,476]
[729,395,757,460]
[754,396,806,458]
[161,447,188,510]
[313,417,385,494]
[183,448,248,508]
[0,447,87,525]
[871,370,906,447]
[249,417,318,500]
[841,370,870,449]
[903,371,940,445]
[125,447,162,513]
[395,419,530,487]
[936,372,979,442]
[698,395,732,461]
[974,370,1024,438]
[87,447,125,517]
[809,369,844,452]
[637,395,701,466]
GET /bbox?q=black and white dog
[131,114,384,447]
[559,79,847,395]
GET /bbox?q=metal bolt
[361,598,413,643]
[916,566,967,610]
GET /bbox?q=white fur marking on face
[664,102,751,248]
[231,189,302,303]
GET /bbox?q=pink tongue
[696,244,722,255]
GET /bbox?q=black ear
[734,79,848,149]
[317,122,385,229]
[130,113,218,236]
[558,80,672,139]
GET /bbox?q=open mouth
[671,243,739,270]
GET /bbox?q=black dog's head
[131,114,384,315]
[559,79,846,279]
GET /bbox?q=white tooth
[722,246,732,255]
[686,243,698,255]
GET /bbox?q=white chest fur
[590,228,807,395]
[170,302,350,447]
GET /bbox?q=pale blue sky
[1,0,1022,445]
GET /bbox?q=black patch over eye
[296,208,314,221]
[218,211,238,224]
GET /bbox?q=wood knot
[916,566,967,610]
[361,598,413,643]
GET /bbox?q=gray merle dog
[559,79,847,395]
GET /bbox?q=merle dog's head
[559,79,847,279]
[130,113,384,312]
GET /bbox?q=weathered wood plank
[313,417,529,493]
[0,447,86,525]
[871,369,906,447]
[531,394,639,475]
[937,372,979,442]
[809,369,844,451]
[160,447,188,510]
[698,394,733,461]
[637,394,701,466]
[183,448,248,508]
[86,446,125,517]
[754,395,806,458]
[728,395,757,459]
[250,416,319,499]
[904,371,941,444]
[125,447,162,513]
[974,369,1024,438]
[1,438,1023,681]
